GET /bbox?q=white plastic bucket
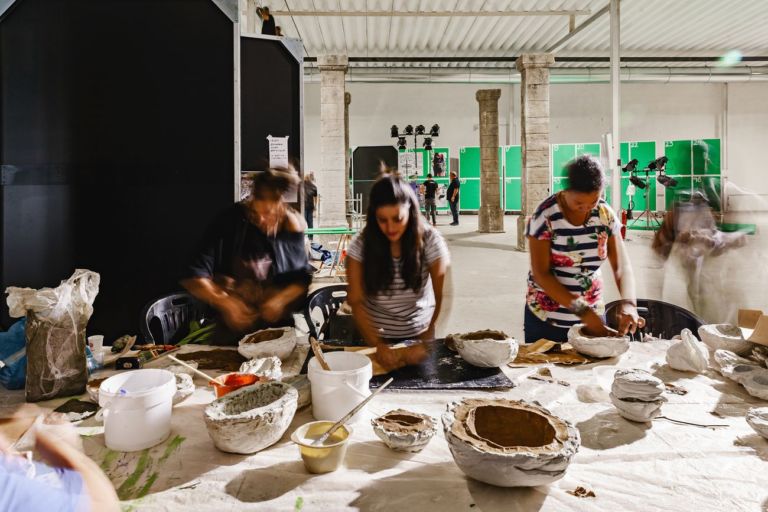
[99,369,176,452]
[307,351,373,423]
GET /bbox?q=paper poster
[436,184,448,208]
[398,152,420,177]
[267,135,289,169]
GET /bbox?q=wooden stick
[309,336,331,371]
[167,355,218,383]
[311,377,393,446]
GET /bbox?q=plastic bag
[6,269,100,402]
[0,318,27,390]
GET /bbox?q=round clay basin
[469,405,556,448]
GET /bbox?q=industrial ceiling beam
[546,3,609,53]
[271,10,591,17]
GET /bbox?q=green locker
[664,176,693,209]
[505,146,522,178]
[458,178,481,210]
[504,178,522,210]
[459,147,481,179]
[664,140,693,175]
[553,177,567,194]
[693,139,721,175]
[552,144,574,178]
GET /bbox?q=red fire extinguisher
[620,209,628,239]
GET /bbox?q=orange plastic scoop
[211,372,260,398]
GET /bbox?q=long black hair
[362,173,424,294]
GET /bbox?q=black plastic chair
[605,299,703,340]
[140,292,209,344]
[303,284,354,341]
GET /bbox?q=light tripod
[627,167,661,229]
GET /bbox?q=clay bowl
[237,327,300,361]
[291,420,353,474]
[746,407,768,439]
[371,409,437,452]
[609,394,667,423]
[442,398,580,487]
[567,324,629,359]
[698,324,752,355]
[204,381,298,454]
[453,330,519,368]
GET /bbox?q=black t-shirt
[423,180,439,200]
[185,204,312,336]
[447,178,460,201]
[304,181,317,211]
[261,15,276,35]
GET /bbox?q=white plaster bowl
[204,381,298,454]
[239,356,283,381]
[666,329,709,373]
[453,330,519,368]
[746,407,768,439]
[742,369,768,400]
[172,373,194,405]
[567,324,630,359]
[611,368,665,401]
[442,399,580,487]
[609,393,667,423]
[237,327,302,361]
[698,324,753,355]
[371,409,437,452]
[713,349,762,384]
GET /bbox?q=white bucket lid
[99,369,176,408]
[307,351,372,375]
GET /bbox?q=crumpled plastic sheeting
[6,269,99,401]
[2,341,767,511]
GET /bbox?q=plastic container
[211,372,260,398]
[291,420,353,474]
[307,351,372,422]
[99,369,176,452]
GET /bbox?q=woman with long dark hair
[525,155,643,343]
[347,173,450,368]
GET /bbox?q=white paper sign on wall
[398,152,420,177]
[267,135,289,169]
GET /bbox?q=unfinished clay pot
[713,349,762,384]
[666,329,709,373]
[371,409,437,452]
[742,370,768,400]
[237,327,301,361]
[609,393,667,422]
[698,324,752,355]
[204,381,298,454]
[752,345,768,367]
[611,368,666,401]
[172,373,194,405]
[239,356,283,381]
[567,324,630,359]
[714,349,755,370]
[453,330,519,368]
[746,407,768,439]
[442,398,580,487]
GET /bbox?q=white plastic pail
[99,369,176,451]
[307,352,373,423]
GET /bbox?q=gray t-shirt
[347,225,450,339]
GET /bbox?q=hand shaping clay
[698,324,752,355]
[666,329,709,373]
[567,324,630,359]
[371,409,437,452]
[452,330,519,368]
[442,398,580,487]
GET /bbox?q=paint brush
[309,336,331,371]
[167,355,218,383]
[311,377,393,446]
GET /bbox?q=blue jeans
[449,200,459,224]
[523,307,569,344]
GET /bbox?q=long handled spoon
[167,355,218,383]
[311,377,394,446]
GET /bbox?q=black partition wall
[0,0,238,339]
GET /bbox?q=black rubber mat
[300,338,514,390]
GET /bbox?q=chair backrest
[605,299,703,340]
[303,284,348,340]
[140,292,208,344]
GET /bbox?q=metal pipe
[271,9,591,17]
[303,56,768,63]
[547,3,610,53]
[610,0,621,208]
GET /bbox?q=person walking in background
[447,171,460,226]
[422,173,438,226]
[257,6,276,35]
[303,172,317,239]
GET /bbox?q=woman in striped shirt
[525,155,644,343]
[347,174,451,369]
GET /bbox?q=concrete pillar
[317,55,348,229]
[515,53,555,250]
[476,89,504,233]
[344,92,352,225]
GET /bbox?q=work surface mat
[301,338,514,390]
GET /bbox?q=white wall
[303,80,768,211]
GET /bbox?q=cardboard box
[738,309,768,347]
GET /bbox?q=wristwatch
[569,297,590,317]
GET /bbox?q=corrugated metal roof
[256,0,768,70]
